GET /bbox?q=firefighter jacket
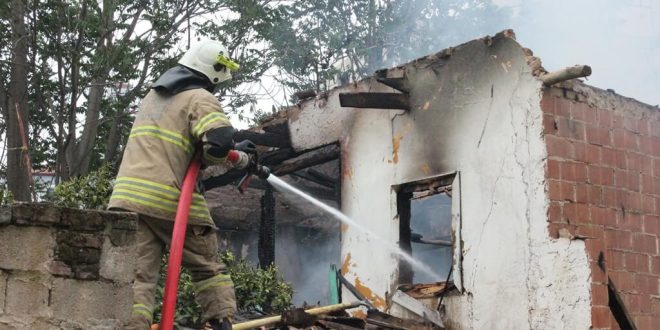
[108,88,232,227]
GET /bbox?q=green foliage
[0,184,14,206]
[153,251,293,328]
[51,163,114,209]
[221,251,293,313]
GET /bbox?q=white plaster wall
[291,34,592,329]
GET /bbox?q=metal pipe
[233,301,363,330]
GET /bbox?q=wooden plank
[272,144,340,176]
[339,92,409,110]
[234,130,290,148]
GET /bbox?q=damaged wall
[287,31,593,328]
[0,203,136,329]
[542,82,660,329]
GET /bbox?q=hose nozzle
[255,165,271,180]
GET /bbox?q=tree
[2,0,32,201]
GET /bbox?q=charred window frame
[395,173,462,287]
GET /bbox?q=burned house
[0,29,658,329]
[206,30,660,329]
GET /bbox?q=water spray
[266,175,442,280]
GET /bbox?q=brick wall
[542,84,660,330]
[0,203,137,329]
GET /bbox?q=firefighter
[108,40,251,330]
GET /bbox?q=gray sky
[231,0,659,128]
[493,0,659,106]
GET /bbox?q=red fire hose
[160,157,202,330]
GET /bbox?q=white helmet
[178,40,240,84]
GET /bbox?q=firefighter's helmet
[178,40,240,84]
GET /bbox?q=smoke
[494,0,660,106]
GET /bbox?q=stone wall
[542,82,660,329]
[0,203,137,329]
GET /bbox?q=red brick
[561,162,588,182]
[570,101,586,121]
[612,128,626,149]
[586,125,611,146]
[639,294,652,314]
[560,181,576,202]
[653,256,660,274]
[575,203,591,224]
[593,206,617,227]
[557,117,586,141]
[614,150,627,169]
[618,213,643,233]
[625,294,642,314]
[654,177,660,195]
[642,215,659,235]
[562,202,577,223]
[585,144,601,164]
[543,114,557,135]
[597,110,612,128]
[641,195,655,214]
[638,136,653,155]
[577,224,604,239]
[587,185,603,205]
[546,135,574,158]
[615,169,628,188]
[548,201,562,222]
[591,306,611,328]
[625,253,650,273]
[573,142,588,163]
[653,138,660,157]
[635,316,653,330]
[555,98,571,117]
[624,131,640,150]
[600,147,615,167]
[548,180,562,201]
[610,250,627,270]
[583,105,598,124]
[587,235,606,257]
[628,172,641,192]
[590,166,615,186]
[609,270,634,292]
[592,283,609,306]
[625,192,642,213]
[634,274,658,295]
[653,159,660,177]
[623,117,641,133]
[641,175,654,194]
[540,94,555,114]
[640,157,653,176]
[591,261,607,283]
[632,234,657,255]
[627,152,642,172]
[546,159,561,179]
[576,185,588,204]
[603,187,618,206]
[606,229,632,250]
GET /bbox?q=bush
[153,251,293,328]
[51,164,114,209]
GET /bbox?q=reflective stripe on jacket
[108,88,232,226]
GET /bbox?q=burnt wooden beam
[258,185,275,269]
[339,92,409,110]
[272,144,340,176]
[260,147,296,166]
[249,178,337,201]
[202,169,246,191]
[376,77,410,94]
[234,130,290,148]
[290,171,335,189]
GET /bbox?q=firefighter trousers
[125,215,236,330]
